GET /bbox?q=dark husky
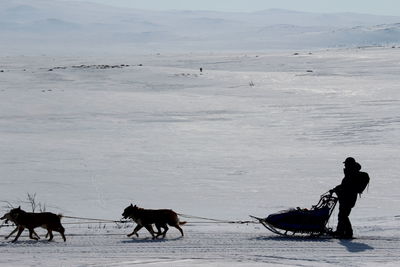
[122,204,186,239]
[4,207,66,242]
[1,212,41,240]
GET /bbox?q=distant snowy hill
[1,0,400,54]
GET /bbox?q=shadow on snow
[252,235,375,252]
[339,240,374,253]
[121,236,183,243]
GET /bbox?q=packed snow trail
[1,225,399,266]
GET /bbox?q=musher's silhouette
[330,157,370,239]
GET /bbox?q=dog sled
[251,192,338,237]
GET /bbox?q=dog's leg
[5,227,19,240]
[57,226,66,242]
[127,225,142,237]
[173,224,184,237]
[33,230,41,240]
[155,224,163,238]
[161,225,169,238]
[47,230,54,241]
[12,227,25,243]
[29,229,39,240]
[144,224,156,239]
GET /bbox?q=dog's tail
[179,221,187,225]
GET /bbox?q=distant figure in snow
[200,67,203,73]
[329,157,370,239]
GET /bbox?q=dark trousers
[336,195,357,237]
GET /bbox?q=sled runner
[251,192,338,237]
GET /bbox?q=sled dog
[1,211,42,240]
[3,207,66,242]
[122,204,186,239]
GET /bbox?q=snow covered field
[1,47,400,266]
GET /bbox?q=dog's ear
[17,206,21,210]
[130,204,133,207]
[133,205,137,208]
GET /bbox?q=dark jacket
[333,164,362,206]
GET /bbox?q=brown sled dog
[4,207,66,242]
[122,204,186,239]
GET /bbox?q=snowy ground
[0,47,400,266]
[1,224,399,267]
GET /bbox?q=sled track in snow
[0,228,399,266]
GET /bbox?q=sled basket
[251,192,338,236]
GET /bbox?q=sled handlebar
[322,191,334,197]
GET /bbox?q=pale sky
[68,0,400,16]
